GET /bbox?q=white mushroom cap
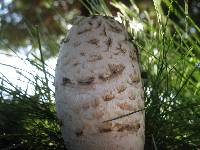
[55,15,145,150]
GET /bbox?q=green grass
[0,26,65,149]
[0,0,200,149]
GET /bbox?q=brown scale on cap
[130,50,137,60]
[102,91,115,101]
[100,26,107,36]
[73,61,80,66]
[88,20,93,26]
[77,76,95,85]
[128,90,136,100]
[129,72,140,83]
[117,42,127,54]
[88,54,102,62]
[113,123,140,132]
[105,37,112,50]
[98,72,112,81]
[87,38,99,46]
[134,123,141,131]
[108,24,122,33]
[108,64,125,75]
[116,84,126,93]
[95,21,102,29]
[62,77,73,85]
[98,64,125,81]
[98,122,112,133]
[117,102,135,111]
[80,52,85,56]
[75,130,83,137]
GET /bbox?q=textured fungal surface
[55,16,145,150]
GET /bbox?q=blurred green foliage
[0,0,80,57]
[1,0,199,58]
